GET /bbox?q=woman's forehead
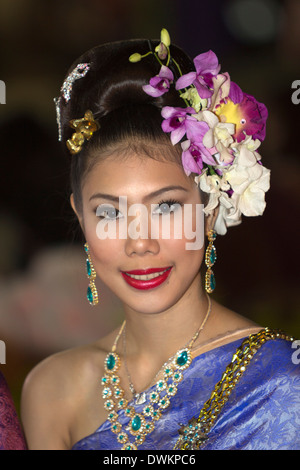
[82,150,197,201]
[91,137,182,163]
[88,151,189,184]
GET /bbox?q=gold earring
[205,230,217,294]
[84,243,99,305]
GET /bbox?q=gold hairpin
[66,110,100,155]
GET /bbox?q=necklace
[101,295,211,450]
[123,328,147,405]
[122,314,207,405]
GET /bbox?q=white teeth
[126,269,169,280]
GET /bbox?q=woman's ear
[70,194,85,235]
[205,206,219,236]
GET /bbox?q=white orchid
[199,110,235,149]
[195,135,270,234]
[196,171,230,213]
[214,196,242,235]
[229,166,271,217]
[195,170,242,235]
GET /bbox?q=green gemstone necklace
[101,295,212,450]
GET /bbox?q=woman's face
[72,148,206,315]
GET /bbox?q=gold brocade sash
[173,327,293,450]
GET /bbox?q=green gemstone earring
[205,230,217,294]
[84,242,99,305]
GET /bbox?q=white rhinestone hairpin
[54,96,63,141]
[61,63,90,102]
[54,63,91,141]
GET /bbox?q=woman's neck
[120,274,211,372]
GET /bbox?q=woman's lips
[121,267,172,290]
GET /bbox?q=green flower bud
[160,28,171,47]
[129,53,142,63]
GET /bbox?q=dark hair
[59,39,195,213]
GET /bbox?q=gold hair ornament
[66,110,100,155]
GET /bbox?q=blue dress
[72,329,300,450]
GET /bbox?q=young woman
[21,30,299,450]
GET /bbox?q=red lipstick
[121,267,172,290]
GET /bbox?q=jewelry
[174,328,294,450]
[84,242,99,305]
[61,63,90,103]
[67,110,100,155]
[205,230,217,294]
[53,97,63,142]
[54,63,90,142]
[122,301,209,406]
[123,330,147,405]
[101,295,211,450]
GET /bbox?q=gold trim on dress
[174,327,294,450]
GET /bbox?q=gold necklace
[101,295,211,450]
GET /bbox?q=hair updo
[58,39,194,213]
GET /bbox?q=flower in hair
[215,92,268,143]
[161,107,197,145]
[181,138,212,175]
[142,65,174,97]
[176,51,221,99]
[155,28,171,60]
[130,28,270,235]
[183,119,218,171]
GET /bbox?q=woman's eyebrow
[143,185,188,202]
[89,185,188,203]
[89,193,119,203]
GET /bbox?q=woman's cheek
[87,234,121,270]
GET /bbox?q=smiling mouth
[121,267,172,290]
[125,268,170,280]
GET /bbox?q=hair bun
[61,39,193,129]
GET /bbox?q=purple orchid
[161,106,197,145]
[238,93,268,142]
[181,141,205,175]
[228,81,244,104]
[181,120,217,175]
[142,65,174,97]
[175,50,221,99]
[227,83,268,142]
[215,88,268,143]
[186,120,218,166]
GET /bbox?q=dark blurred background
[0,0,299,416]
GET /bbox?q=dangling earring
[205,230,217,294]
[84,242,99,305]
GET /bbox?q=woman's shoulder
[22,344,99,395]
[23,334,116,403]
[21,327,121,449]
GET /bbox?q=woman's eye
[153,200,181,215]
[96,204,122,220]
